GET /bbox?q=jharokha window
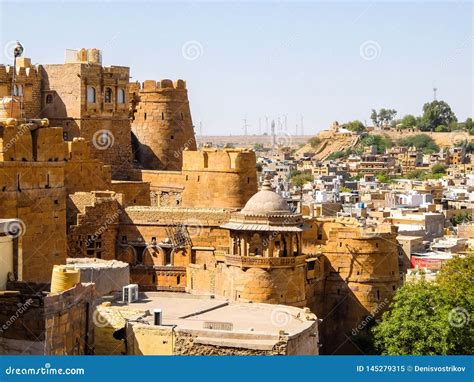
[117,88,125,104]
[87,86,96,103]
[104,87,112,103]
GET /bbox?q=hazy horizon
[1,0,472,136]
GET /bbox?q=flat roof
[107,292,315,337]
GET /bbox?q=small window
[170,135,174,140]
[144,112,147,120]
[104,87,112,103]
[121,236,127,243]
[177,275,181,285]
[13,84,23,96]
[377,290,380,300]
[161,112,164,120]
[87,86,96,103]
[117,88,125,104]
[46,94,53,104]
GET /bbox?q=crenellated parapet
[182,148,256,173]
[0,58,42,119]
[131,79,187,92]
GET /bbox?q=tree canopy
[343,120,366,133]
[418,100,457,132]
[371,108,397,127]
[398,134,440,154]
[372,254,473,355]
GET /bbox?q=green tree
[376,173,391,183]
[373,254,473,355]
[400,114,417,129]
[431,163,447,174]
[398,134,440,154]
[378,108,397,126]
[291,173,313,187]
[418,100,457,132]
[343,120,366,133]
[370,109,379,127]
[360,135,393,154]
[465,118,473,130]
[372,281,451,355]
[451,212,472,226]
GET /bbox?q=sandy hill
[297,128,472,160]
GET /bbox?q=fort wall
[130,79,196,171]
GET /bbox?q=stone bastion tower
[130,79,197,171]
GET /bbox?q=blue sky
[1,1,472,136]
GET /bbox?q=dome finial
[261,176,272,191]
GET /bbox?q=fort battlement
[131,79,187,93]
[182,148,256,173]
[0,65,40,78]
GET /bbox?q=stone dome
[241,179,291,216]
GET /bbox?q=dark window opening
[104,87,112,103]
[377,290,380,300]
[46,94,53,104]
[144,112,147,120]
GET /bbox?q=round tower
[130,79,197,170]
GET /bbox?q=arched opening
[117,88,125,104]
[104,87,112,103]
[87,86,96,103]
